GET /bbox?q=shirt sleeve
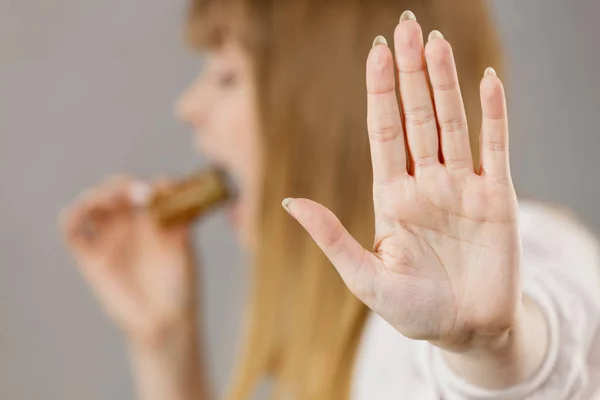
[419,202,600,399]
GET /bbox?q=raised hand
[284,13,521,351]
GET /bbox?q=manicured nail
[282,198,293,213]
[128,181,152,206]
[484,67,497,77]
[400,10,416,22]
[372,35,388,48]
[428,30,444,41]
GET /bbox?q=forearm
[128,319,212,400]
[441,294,549,389]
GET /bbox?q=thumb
[282,198,378,297]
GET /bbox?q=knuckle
[483,140,507,152]
[398,62,426,75]
[444,158,470,171]
[325,222,345,250]
[414,154,439,168]
[368,117,402,142]
[432,81,458,92]
[404,106,436,127]
[439,117,467,134]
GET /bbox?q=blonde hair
[187,0,502,398]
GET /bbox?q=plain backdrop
[1,0,599,398]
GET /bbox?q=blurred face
[177,40,262,250]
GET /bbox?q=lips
[219,168,240,202]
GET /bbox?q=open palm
[285,17,521,350]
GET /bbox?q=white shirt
[352,201,600,399]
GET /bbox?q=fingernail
[400,10,416,22]
[128,181,152,206]
[282,198,293,213]
[428,30,444,42]
[484,67,497,77]
[372,35,388,48]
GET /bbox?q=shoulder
[518,199,600,304]
[519,199,599,260]
[518,201,600,398]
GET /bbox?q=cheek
[235,101,263,248]
[227,94,261,171]
[240,107,262,185]
[195,101,248,160]
[220,97,255,149]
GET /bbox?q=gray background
[1,0,599,399]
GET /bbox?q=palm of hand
[287,19,521,349]
[369,170,520,345]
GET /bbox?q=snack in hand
[148,168,231,227]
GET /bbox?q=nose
[175,78,205,126]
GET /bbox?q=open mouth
[218,167,240,201]
[218,168,242,226]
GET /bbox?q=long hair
[186,1,502,398]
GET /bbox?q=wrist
[440,294,549,389]
[127,312,199,352]
[128,316,200,374]
[128,317,210,400]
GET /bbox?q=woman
[60,0,600,399]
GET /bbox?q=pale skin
[61,41,258,399]
[286,13,548,388]
[61,178,210,400]
[60,11,548,400]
